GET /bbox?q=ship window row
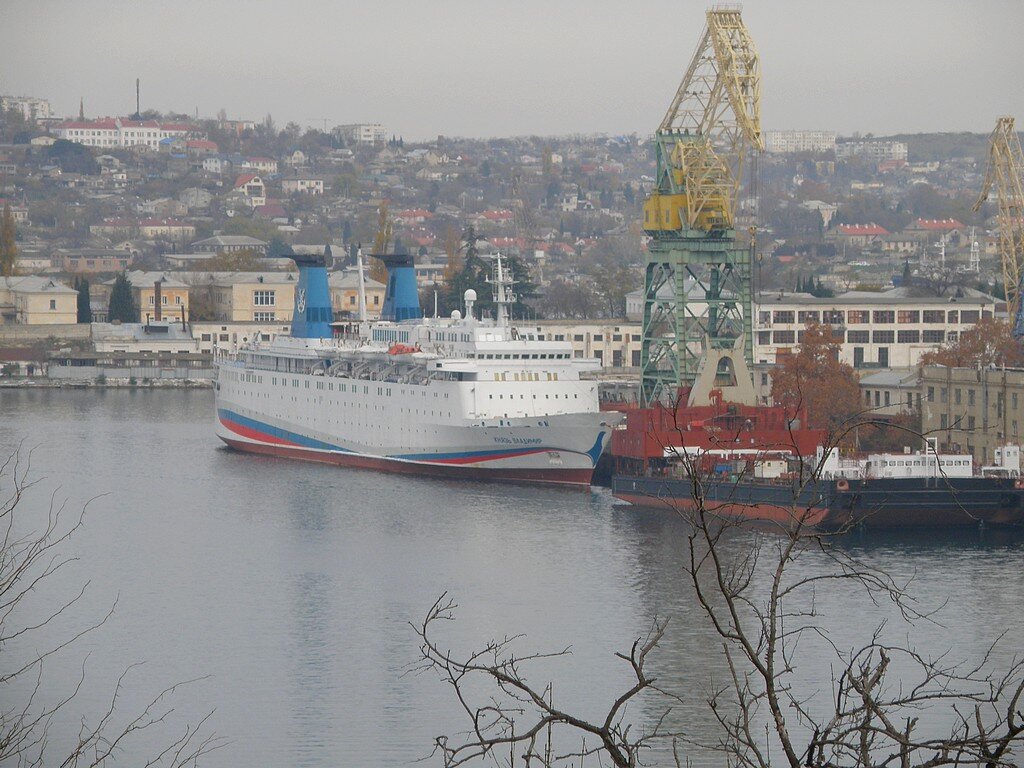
[472,353,569,360]
[428,331,471,343]
[373,329,411,343]
[493,372,559,381]
[873,459,969,467]
[489,393,577,400]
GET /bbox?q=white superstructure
[214,256,621,485]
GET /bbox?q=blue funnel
[375,253,422,322]
[290,252,333,338]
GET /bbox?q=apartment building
[859,369,921,416]
[57,248,134,274]
[0,95,52,122]
[764,129,837,154]
[53,118,192,149]
[531,321,643,370]
[920,365,1024,466]
[333,123,387,146]
[754,288,997,369]
[835,140,909,162]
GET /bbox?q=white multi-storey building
[754,288,997,369]
[333,123,387,146]
[835,140,909,162]
[0,95,52,122]
[53,118,193,149]
[764,130,837,154]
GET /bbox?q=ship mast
[356,247,367,322]
[487,254,517,328]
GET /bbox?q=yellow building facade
[0,276,78,324]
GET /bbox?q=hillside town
[0,94,1020,466]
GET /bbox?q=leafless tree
[0,448,220,766]
[415,406,1024,767]
[412,595,678,767]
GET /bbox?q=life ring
[836,479,850,492]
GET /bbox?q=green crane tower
[639,9,764,407]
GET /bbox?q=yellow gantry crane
[974,117,1024,328]
[640,7,764,405]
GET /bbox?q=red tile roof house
[829,223,889,247]
[233,174,266,206]
[186,139,219,156]
[905,218,968,245]
[394,209,433,225]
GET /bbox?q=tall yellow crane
[640,8,763,405]
[974,117,1024,327]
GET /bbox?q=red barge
[607,389,1024,531]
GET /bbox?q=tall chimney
[136,78,140,117]
[154,279,162,322]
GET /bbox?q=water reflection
[0,390,1021,767]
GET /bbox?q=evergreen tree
[342,220,353,244]
[76,277,92,323]
[902,258,912,286]
[795,274,803,293]
[107,272,137,322]
[438,226,539,320]
[0,203,17,277]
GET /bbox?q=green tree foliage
[107,272,137,323]
[75,277,93,323]
[202,249,266,272]
[0,203,17,276]
[438,226,538,319]
[45,140,100,175]
[0,107,35,143]
[221,216,277,242]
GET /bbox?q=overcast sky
[2,0,1021,140]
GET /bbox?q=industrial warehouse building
[754,288,999,369]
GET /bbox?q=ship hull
[611,475,1024,530]
[218,434,595,486]
[215,404,614,487]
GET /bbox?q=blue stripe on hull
[218,408,599,466]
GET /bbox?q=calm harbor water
[1,388,1023,767]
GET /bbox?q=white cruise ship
[214,252,621,485]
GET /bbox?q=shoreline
[0,378,214,389]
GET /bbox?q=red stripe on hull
[221,418,302,448]
[219,436,594,487]
[613,492,829,528]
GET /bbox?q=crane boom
[974,117,1024,325]
[639,8,763,406]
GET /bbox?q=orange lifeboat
[388,343,418,355]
